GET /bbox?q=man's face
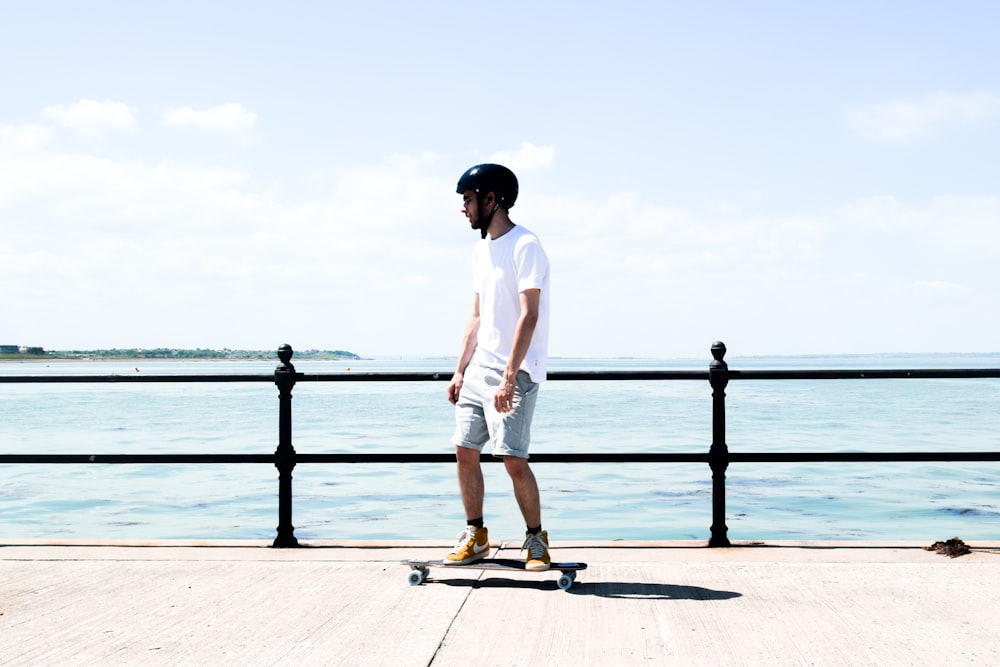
[461,189,483,232]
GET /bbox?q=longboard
[403,557,587,591]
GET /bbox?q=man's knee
[456,445,481,466]
[503,455,532,479]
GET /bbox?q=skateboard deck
[403,558,587,591]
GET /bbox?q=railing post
[272,344,300,548]
[708,341,731,547]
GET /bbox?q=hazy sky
[2,1,998,359]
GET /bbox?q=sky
[2,1,998,359]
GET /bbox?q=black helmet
[456,163,518,209]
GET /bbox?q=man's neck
[487,214,515,240]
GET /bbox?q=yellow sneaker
[523,530,550,571]
[444,526,490,565]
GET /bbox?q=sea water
[1,354,998,543]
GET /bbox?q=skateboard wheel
[408,569,425,586]
[557,574,573,591]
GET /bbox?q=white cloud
[162,102,258,133]
[0,143,470,352]
[914,280,964,294]
[838,194,1000,252]
[838,195,929,231]
[42,99,135,136]
[489,141,556,171]
[1,137,997,357]
[844,91,1000,142]
[0,123,53,151]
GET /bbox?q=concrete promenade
[2,538,999,666]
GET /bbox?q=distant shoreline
[0,357,313,363]
[0,349,363,362]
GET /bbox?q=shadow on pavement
[427,577,741,600]
[570,582,742,600]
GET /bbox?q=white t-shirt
[470,225,550,383]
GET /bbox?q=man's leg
[456,445,484,521]
[444,444,490,565]
[504,455,540,528]
[506,455,550,570]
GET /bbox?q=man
[445,163,552,571]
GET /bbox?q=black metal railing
[2,341,998,547]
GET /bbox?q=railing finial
[711,341,727,365]
[277,344,295,371]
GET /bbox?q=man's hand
[494,375,517,413]
[447,372,464,405]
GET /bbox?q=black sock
[467,517,484,529]
[526,525,542,535]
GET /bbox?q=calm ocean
[1,354,998,543]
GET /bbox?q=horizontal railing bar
[729,369,1000,380]
[295,372,454,382]
[0,371,706,384]
[728,451,1000,462]
[295,370,710,382]
[0,454,278,463]
[4,369,997,384]
[0,375,275,383]
[294,453,713,463]
[2,452,998,465]
[0,453,709,464]
[551,370,708,381]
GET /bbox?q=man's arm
[448,294,480,405]
[494,288,540,413]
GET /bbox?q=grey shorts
[451,364,539,459]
